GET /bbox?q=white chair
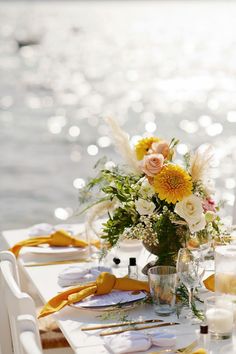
[0,251,73,354]
[0,251,20,354]
[17,315,42,354]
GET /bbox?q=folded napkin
[104,331,177,354]
[38,272,149,318]
[58,265,112,287]
[9,230,99,258]
[192,350,207,354]
[203,274,215,292]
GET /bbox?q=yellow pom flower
[153,164,193,204]
[135,137,160,160]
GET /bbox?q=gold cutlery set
[81,318,164,331]
[82,319,179,336]
[99,322,180,337]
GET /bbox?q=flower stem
[188,287,194,308]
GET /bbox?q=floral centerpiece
[79,117,222,266]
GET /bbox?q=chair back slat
[17,315,42,354]
[0,251,20,354]
[0,251,42,354]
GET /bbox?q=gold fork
[149,339,197,354]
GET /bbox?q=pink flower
[141,153,164,177]
[202,198,216,213]
[151,141,170,159]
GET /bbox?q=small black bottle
[128,257,138,279]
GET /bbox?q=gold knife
[81,318,164,331]
[100,322,180,336]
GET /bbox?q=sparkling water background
[1,0,236,231]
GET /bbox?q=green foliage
[176,283,204,320]
[78,167,143,245]
[101,170,142,203]
[97,311,129,322]
[183,152,191,170]
[102,207,139,246]
[152,214,183,266]
[78,167,142,211]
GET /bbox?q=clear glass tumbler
[205,295,234,340]
[215,245,236,295]
[148,265,177,316]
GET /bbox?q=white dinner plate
[168,328,197,351]
[148,326,197,352]
[25,245,88,255]
[70,290,147,310]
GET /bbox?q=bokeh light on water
[0,0,236,229]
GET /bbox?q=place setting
[6,223,97,266]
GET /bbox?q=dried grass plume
[104,116,140,173]
[85,199,117,237]
[190,144,214,182]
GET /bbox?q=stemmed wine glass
[85,219,108,264]
[177,248,205,317]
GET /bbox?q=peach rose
[151,141,170,159]
[141,153,164,177]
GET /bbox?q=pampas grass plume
[104,116,140,173]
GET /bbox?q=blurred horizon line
[0,0,235,2]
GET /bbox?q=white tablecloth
[0,226,233,354]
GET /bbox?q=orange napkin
[203,274,215,292]
[38,272,150,318]
[9,230,100,258]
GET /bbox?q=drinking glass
[177,248,205,311]
[205,296,234,340]
[148,266,177,316]
[215,245,236,295]
[85,220,106,263]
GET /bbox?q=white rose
[175,195,206,233]
[135,198,156,215]
[175,195,204,223]
[188,215,206,233]
[139,178,155,199]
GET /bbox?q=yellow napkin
[9,230,99,257]
[192,350,207,354]
[203,274,215,292]
[38,272,150,318]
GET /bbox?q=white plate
[71,290,147,309]
[25,245,87,255]
[148,327,197,352]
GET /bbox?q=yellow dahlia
[135,137,160,160]
[153,164,193,204]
